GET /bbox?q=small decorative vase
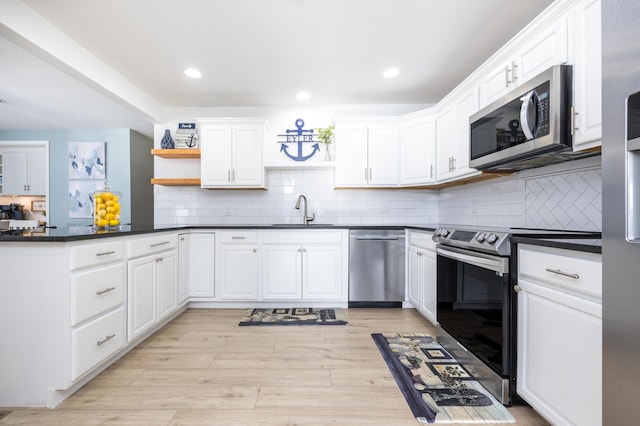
[324,144,332,161]
[160,129,175,149]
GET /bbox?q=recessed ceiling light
[0,98,6,103]
[184,68,202,78]
[296,92,311,101]
[383,68,400,79]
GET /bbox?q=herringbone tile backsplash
[525,168,601,231]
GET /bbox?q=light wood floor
[0,308,549,425]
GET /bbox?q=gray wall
[129,130,154,226]
[0,129,153,227]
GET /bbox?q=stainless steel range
[432,226,515,405]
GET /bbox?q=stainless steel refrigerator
[602,0,640,423]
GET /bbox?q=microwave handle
[520,90,537,140]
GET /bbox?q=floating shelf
[150,178,201,186]
[151,149,200,159]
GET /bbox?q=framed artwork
[68,180,103,218]
[31,200,46,212]
[68,141,106,179]
[427,363,475,380]
[421,347,453,360]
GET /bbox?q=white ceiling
[0,0,554,138]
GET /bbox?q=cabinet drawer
[408,231,434,251]
[69,240,124,270]
[71,306,124,381]
[262,230,343,244]
[71,263,125,326]
[219,231,258,244]
[518,245,602,299]
[127,233,178,258]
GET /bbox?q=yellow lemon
[95,197,103,204]
[98,203,106,210]
[112,195,119,202]
[105,200,114,207]
[98,209,107,217]
[104,213,114,221]
[106,206,115,213]
[112,202,120,212]
[98,219,108,227]
[102,192,113,201]
[109,219,120,227]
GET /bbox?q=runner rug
[239,308,348,326]
[372,333,515,424]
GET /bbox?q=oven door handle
[436,246,509,274]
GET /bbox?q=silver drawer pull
[96,251,116,256]
[231,236,246,240]
[545,268,580,280]
[150,241,170,248]
[96,286,116,296]
[96,334,116,346]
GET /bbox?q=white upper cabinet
[479,10,569,108]
[334,118,398,187]
[570,0,602,150]
[199,119,266,188]
[0,147,47,196]
[436,86,480,182]
[400,112,436,186]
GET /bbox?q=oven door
[436,245,511,377]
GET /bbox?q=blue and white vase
[160,129,175,149]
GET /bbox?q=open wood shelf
[150,178,201,186]
[151,149,200,159]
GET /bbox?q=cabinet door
[334,123,368,186]
[400,116,436,185]
[478,59,514,107]
[452,87,478,176]
[262,244,302,300]
[302,244,342,300]
[218,244,259,300]
[2,151,28,194]
[435,106,455,181]
[572,0,602,149]
[515,13,569,86]
[367,124,398,186]
[422,250,437,325]
[157,250,178,320]
[178,235,190,304]
[232,126,264,186]
[200,125,232,186]
[127,256,157,341]
[408,247,423,309]
[517,279,602,426]
[27,151,47,195]
[186,233,215,299]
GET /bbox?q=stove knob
[476,232,486,242]
[486,233,499,244]
[441,229,450,237]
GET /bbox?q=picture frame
[427,363,474,380]
[31,200,46,212]
[68,141,106,179]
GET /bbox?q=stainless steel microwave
[469,65,582,172]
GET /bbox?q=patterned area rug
[372,333,515,424]
[239,308,348,326]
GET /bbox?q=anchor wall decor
[277,118,320,162]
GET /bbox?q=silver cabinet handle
[231,236,245,240]
[96,286,116,296]
[571,106,578,135]
[364,168,368,181]
[155,257,163,262]
[504,65,511,86]
[430,164,433,178]
[545,268,580,280]
[228,169,231,182]
[369,168,372,181]
[452,157,456,171]
[511,61,518,82]
[96,251,116,256]
[150,241,170,248]
[514,285,522,293]
[97,334,116,346]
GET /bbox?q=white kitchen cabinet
[262,230,347,302]
[516,244,601,426]
[400,112,436,186]
[180,232,215,300]
[570,0,602,150]
[217,231,259,300]
[407,231,437,325]
[436,87,479,182]
[334,119,398,187]
[127,233,178,342]
[479,13,569,107]
[199,118,266,188]
[0,148,47,195]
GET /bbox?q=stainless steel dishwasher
[348,229,405,308]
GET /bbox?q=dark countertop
[0,223,600,253]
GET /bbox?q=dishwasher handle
[354,236,402,241]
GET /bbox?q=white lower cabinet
[127,233,179,342]
[180,232,215,300]
[261,230,347,302]
[407,231,437,325]
[217,231,259,300]
[517,244,602,426]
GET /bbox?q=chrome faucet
[295,194,315,225]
